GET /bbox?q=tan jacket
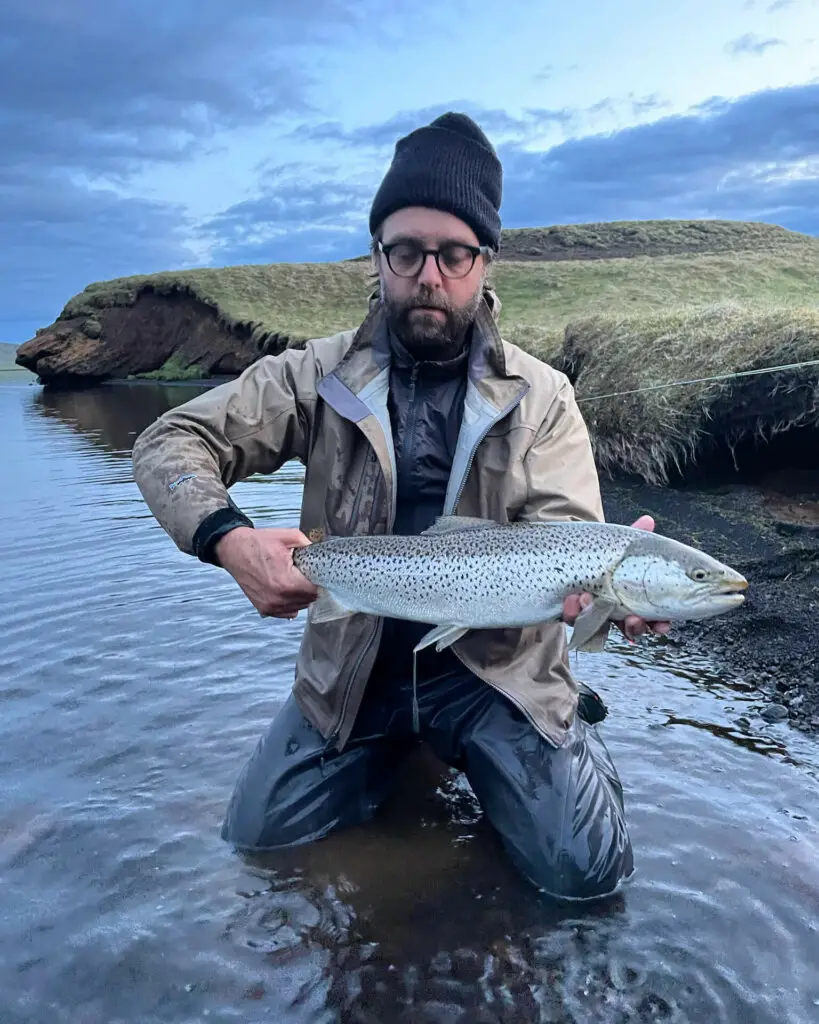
[131,291,605,750]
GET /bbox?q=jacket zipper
[348,448,374,529]
[447,386,552,737]
[399,365,420,491]
[450,387,529,514]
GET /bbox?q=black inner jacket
[369,329,469,683]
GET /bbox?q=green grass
[557,303,819,484]
[32,218,819,483]
[495,218,817,259]
[132,356,207,381]
[62,262,375,352]
[57,229,819,361]
[491,247,819,364]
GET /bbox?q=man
[131,112,668,901]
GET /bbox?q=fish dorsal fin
[421,515,498,535]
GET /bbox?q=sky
[2,0,818,342]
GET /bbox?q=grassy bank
[26,219,819,483]
[559,303,819,484]
[496,218,817,260]
[59,226,819,360]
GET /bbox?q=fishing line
[575,357,819,404]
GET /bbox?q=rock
[15,289,262,385]
[760,703,790,722]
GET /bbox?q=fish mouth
[710,579,748,609]
[720,578,749,595]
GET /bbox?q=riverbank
[601,471,819,734]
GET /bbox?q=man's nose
[416,251,444,288]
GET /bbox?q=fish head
[610,538,748,622]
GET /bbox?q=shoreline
[601,475,818,735]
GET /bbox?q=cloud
[199,173,373,265]
[0,1,383,182]
[292,103,576,150]
[197,82,819,276]
[767,0,794,11]
[726,33,786,55]
[0,0,399,338]
[630,93,671,117]
[496,82,819,236]
[0,172,199,329]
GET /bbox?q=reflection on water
[35,381,211,456]
[2,378,819,1023]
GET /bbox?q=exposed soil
[15,289,261,384]
[600,435,819,735]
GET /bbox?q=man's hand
[562,515,672,643]
[215,526,318,619]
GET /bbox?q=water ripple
[2,380,819,1023]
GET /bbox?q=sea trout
[292,515,748,654]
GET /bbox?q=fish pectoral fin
[567,597,617,653]
[422,515,497,535]
[414,624,469,653]
[309,588,354,624]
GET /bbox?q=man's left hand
[561,514,672,643]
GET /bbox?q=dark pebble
[760,703,790,722]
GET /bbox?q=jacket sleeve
[131,346,319,559]
[519,380,605,524]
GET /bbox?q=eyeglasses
[377,239,490,279]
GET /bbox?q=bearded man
[131,112,668,900]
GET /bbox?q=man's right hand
[214,526,318,619]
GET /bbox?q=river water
[2,375,819,1024]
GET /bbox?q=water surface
[2,379,818,1023]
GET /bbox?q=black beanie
[368,111,503,250]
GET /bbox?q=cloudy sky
[3,0,818,342]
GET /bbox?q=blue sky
[2,0,818,342]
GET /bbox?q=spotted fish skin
[292,516,748,652]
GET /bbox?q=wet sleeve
[519,380,605,524]
[131,347,318,558]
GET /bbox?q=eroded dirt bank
[15,290,261,383]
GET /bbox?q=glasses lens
[387,242,423,276]
[438,244,475,278]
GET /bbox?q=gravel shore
[601,471,819,735]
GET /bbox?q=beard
[383,283,483,360]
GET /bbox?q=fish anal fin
[310,587,354,624]
[422,515,497,536]
[414,624,469,653]
[567,597,617,653]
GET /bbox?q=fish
[292,515,748,656]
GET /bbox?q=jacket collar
[387,328,470,381]
[327,287,525,411]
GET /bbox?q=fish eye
[689,568,709,582]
